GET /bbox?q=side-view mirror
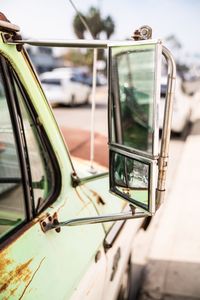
[40,39,176,233]
[108,40,176,214]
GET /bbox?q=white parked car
[40,68,91,106]
[159,76,192,134]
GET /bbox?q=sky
[1,0,200,57]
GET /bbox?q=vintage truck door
[0,49,107,299]
[83,177,141,300]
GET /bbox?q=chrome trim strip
[107,39,162,47]
[6,38,161,49]
[109,144,157,164]
[156,46,176,208]
[7,39,108,48]
[109,142,159,160]
[58,212,137,226]
[153,42,162,156]
[78,172,108,185]
[41,209,150,232]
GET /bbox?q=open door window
[108,40,162,214]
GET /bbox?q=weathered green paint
[84,176,127,232]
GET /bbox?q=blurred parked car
[159,76,192,135]
[40,68,91,106]
[75,72,107,86]
[53,67,107,87]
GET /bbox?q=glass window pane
[112,151,149,210]
[0,69,26,238]
[111,44,157,154]
[13,79,55,211]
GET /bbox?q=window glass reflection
[112,152,149,210]
[13,79,55,211]
[111,44,156,154]
[0,68,26,239]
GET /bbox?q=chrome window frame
[109,145,157,214]
[108,39,162,159]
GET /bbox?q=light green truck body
[0,17,176,300]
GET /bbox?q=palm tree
[72,6,115,40]
[87,7,102,38]
[72,14,85,39]
[103,16,115,39]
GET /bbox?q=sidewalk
[135,121,200,299]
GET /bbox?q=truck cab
[0,15,176,299]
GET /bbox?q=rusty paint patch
[9,286,18,296]
[81,186,106,205]
[0,258,33,292]
[0,251,13,279]
[96,196,105,205]
[0,251,33,299]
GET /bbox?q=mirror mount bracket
[132,25,153,40]
[156,155,168,208]
[157,155,168,191]
[40,205,150,233]
[71,172,80,188]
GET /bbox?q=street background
[1,1,200,299]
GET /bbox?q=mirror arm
[40,207,150,233]
[156,46,176,209]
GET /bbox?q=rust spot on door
[0,252,13,277]
[0,251,33,298]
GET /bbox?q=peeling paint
[0,251,33,299]
[0,252,46,300]
[0,251,13,279]
[81,185,106,206]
